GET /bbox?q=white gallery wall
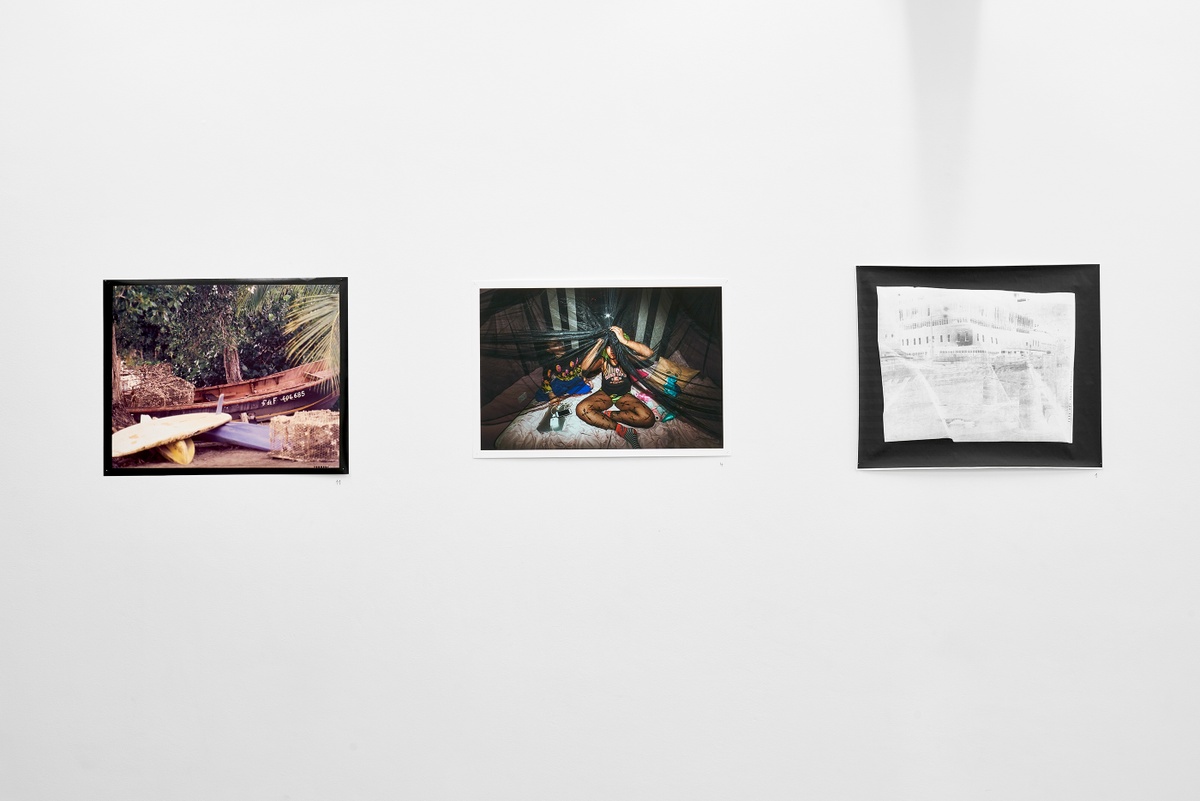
[3,1,1199,799]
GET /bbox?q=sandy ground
[113,442,338,470]
[881,357,1071,443]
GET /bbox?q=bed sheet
[494,374,721,451]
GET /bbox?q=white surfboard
[112,412,232,458]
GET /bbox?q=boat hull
[125,362,339,422]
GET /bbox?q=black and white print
[877,287,1075,443]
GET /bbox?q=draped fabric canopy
[480,286,723,449]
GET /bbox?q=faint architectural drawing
[877,287,1074,443]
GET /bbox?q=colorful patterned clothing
[534,356,592,402]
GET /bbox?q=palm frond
[239,284,279,315]
[284,289,341,391]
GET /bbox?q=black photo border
[857,265,1101,469]
[105,277,349,476]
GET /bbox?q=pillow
[643,355,699,393]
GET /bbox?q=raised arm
[579,336,606,373]
[609,326,652,359]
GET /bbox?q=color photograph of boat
[107,279,347,474]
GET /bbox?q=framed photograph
[479,284,724,456]
[857,265,1101,468]
[106,278,348,475]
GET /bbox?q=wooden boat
[125,362,338,422]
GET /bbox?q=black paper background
[857,265,1101,468]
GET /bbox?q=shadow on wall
[906,0,981,252]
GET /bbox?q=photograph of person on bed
[575,326,655,449]
[479,285,723,453]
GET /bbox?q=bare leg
[576,391,616,430]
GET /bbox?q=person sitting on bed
[533,338,604,405]
[575,325,655,448]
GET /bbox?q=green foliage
[238,291,294,380]
[113,284,302,386]
[112,285,190,366]
[164,285,241,384]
